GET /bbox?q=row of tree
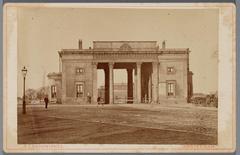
[21,86,49,101]
[190,92,218,108]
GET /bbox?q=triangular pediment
[119,43,132,51]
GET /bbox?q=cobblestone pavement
[18,104,217,144]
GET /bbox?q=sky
[17,7,218,97]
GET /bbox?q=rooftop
[58,40,190,55]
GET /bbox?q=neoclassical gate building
[48,40,193,104]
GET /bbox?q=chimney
[162,40,166,49]
[78,39,82,49]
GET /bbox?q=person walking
[44,95,49,109]
[97,97,101,105]
[87,92,91,104]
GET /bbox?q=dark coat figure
[44,97,49,109]
[97,97,101,105]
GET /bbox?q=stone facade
[48,40,193,104]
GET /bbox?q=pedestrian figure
[44,95,49,109]
[97,97,101,105]
[87,92,91,104]
[100,98,104,106]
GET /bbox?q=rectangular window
[51,85,57,98]
[167,81,176,96]
[167,67,175,74]
[76,67,84,74]
[76,83,84,98]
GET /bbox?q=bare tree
[36,86,49,100]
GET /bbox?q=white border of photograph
[3,3,236,153]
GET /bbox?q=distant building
[113,83,128,101]
[48,40,193,104]
[98,83,136,103]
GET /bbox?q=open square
[18,104,217,144]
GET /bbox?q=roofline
[92,41,157,43]
[59,48,190,52]
[58,50,190,57]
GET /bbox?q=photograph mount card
[3,3,236,153]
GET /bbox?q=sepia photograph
[3,3,236,153]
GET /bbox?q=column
[127,68,133,103]
[109,62,114,104]
[104,68,109,104]
[136,62,142,103]
[148,74,152,103]
[59,57,61,72]
[152,62,159,103]
[62,63,66,103]
[92,62,98,104]
[134,68,137,104]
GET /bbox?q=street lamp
[21,66,27,114]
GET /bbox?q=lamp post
[22,66,27,114]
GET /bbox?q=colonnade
[93,62,159,104]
